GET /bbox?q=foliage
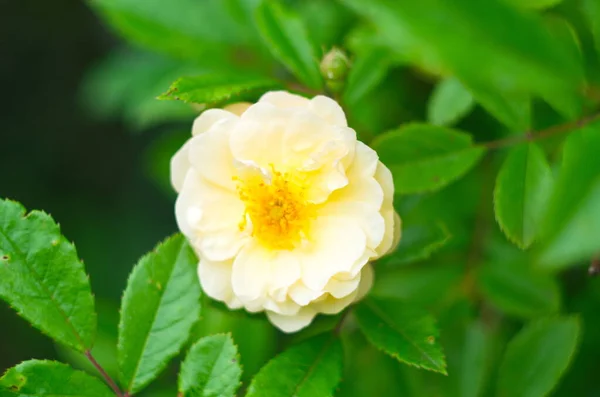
[3,0,600,396]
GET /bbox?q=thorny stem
[481,112,600,150]
[84,350,125,397]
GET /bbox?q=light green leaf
[583,0,600,55]
[344,48,392,106]
[378,222,451,267]
[354,298,447,374]
[538,122,600,269]
[339,0,584,97]
[159,74,280,105]
[89,0,261,64]
[497,317,580,397]
[457,322,494,397]
[427,77,475,126]
[0,199,96,352]
[463,81,531,131]
[246,333,343,397]
[505,0,563,9]
[118,234,201,394]
[478,260,561,319]
[0,360,113,397]
[372,124,486,194]
[179,334,242,397]
[255,0,323,89]
[494,144,553,249]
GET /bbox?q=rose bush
[171,91,400,332]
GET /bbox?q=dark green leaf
[378,222,451,267]
[0,199,96,352]
[583,0,600,55]
[494,144,553,249]
[354,298,447,374]
[246,333,343,397]
[427,77,475,126]
[497,317,580,397]
[457,322,494,397]
[538,122,600,269]
[478,260,561,319]
[344,48,392,106]
[179,334,242,397]
[118,234,201,394]
[339,0,584,97]
[372,124,486,194]
[158,74,280,105]
[255,0,322,89]
[0,360,113,397]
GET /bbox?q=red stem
[85,350,125,397]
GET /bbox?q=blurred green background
[2,0,600,396]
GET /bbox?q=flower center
[235,166,314,250]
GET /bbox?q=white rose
[171,91,401,333]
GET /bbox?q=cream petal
[325,271,361,299]
[320,201,385,250]
[309,95,347,127]
[223,102,251,116]
[194,232,248,262]
[170,140,191,193]
[263,297,302,316]
[198,257,242,309]
[231,242,302,302]
[259,91,310,109]
[375,160,395,206]
[266,307,317,333]
[301,216,367,291]
[313,291,358,315]
[192,108,238,136]
[288,282,324,306]
[188,118,238,191]
[355,263,374,301]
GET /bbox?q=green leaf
[497,317,580,397]
[583,0,600,55]
[179,334,242,397]
[478,260,561,319]
[344,48,392,106]
[463,81,531,131]
[372,124,486,194]
[378,222,451,267]
[118,234,201,394]
[89,0,261,65]
[159,74,280,105]
[255,0,323,89]
[246,333,343,397]
[457,322,494,397]
[505,0,563,9]
[427,77,475,126]
[494,144,553,249]
[0,360,113,397]
[0,199,96,352]
[354,298,447,374]
[339,0,584,97]
[538,122,600,269]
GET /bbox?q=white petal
[192,109,238,136]
[198,257,242,309]
[266,307,317,333]
[259,91,310,109]
[263,297,302,316]
[325,271,361,299]
[223,102,251,116]
[170,140,191,193]
[309,95,347,127]
[321,201,385,250]
[375,160,395,206]
[188,117,238,191]
[355,263,374,301]
[300,216,367,291]
[288,282,324,306]
[231,242,301,302]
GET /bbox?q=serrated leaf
[378,222,451,267]
[427,77,475,126]
[158,75,280,105]
[478,260,561,319]
[344,48,392,106]
[538,122,600,269]
[254,0,322,89]
[372,124,486,194]
[339,0,583,98]
[118,234,201,394]
[0,360,113,397]
[354,298,447,374]
[494,144,553,249]
[179,334,242,397]
[0,199,96,352]
[246,333,343,397]
[497,317,580,397]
